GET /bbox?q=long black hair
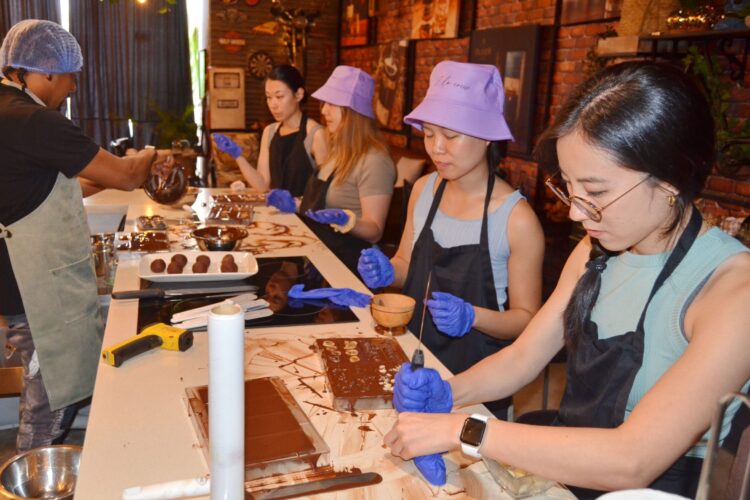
[535,61,715,348]
[266,64,307,104]
[487,139,508,178]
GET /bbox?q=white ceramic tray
[138,251,258,282]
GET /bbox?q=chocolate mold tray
[314,337,408,412]
[185,376,330,481]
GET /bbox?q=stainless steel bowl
[191,226,248,251]
[0,444,81,500]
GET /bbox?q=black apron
[299,170,371,274]
[559,207,704,498]
[269,113,314,197]
[402,174,512,418]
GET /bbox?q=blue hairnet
[0,19,83,76]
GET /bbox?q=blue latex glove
[305,208,349,226]
[357,247,394,289]
[266,189,296,213]
[287,284,371,308]
[393,363,452,486]
[212,133,242,159]
[427,291,475,338]
[415,454,447,486]
[393,363,453,414]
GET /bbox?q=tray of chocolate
[116,231,170,252]
[212,193,266,205]
[314,337,408,412]
[206,203,254,225]
[185,376,330,481]
[136,215,167,231]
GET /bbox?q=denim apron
[0,173,103,410]
[402,174,512,418]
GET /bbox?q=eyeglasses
[545,171,651,222]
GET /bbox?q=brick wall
[339,0,750,221]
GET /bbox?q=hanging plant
[683,46,750,177]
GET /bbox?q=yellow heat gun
[102,323,193,367]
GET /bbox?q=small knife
[411,271,432,371]
[112,284,258,300]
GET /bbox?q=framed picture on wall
[373,39,414,132]
[560,0,623,25]
[410,0,460,40]
[341,0,372,47]
[469,25,541,157]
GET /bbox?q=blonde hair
[327,107,389,187]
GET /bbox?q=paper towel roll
[208,301,245,500]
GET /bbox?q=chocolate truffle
[192,261,208,273]
[150,258,166,273]
[171,254,188,267]
[221,254,235,265]
[196,255,211,267]
[221,261,238,273]
[167,261,183,274]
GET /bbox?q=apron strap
[0,223,11,239]
[634,207,703,332]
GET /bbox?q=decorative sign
[410,0,460,39]
[218,31,246,54]
[248,51,274,79]
[251,21,278,35]
[213,72,241,89]
[217,8,248,24]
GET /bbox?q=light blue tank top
[590,227,750,457]
[412,172,524,308]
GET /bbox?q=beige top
[317,148,395,219]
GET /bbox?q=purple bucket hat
[404,61,514,142]
[311,65,375,120]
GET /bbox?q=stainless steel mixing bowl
[0,444,81,500]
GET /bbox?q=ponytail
[563,240,611,349]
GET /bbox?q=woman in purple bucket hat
[358,60,545,423]
[266,65,395,273]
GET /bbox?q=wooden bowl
[371,293,416,336]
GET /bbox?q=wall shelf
[598,28,750,81]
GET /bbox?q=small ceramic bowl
[191,226,248,251]
[371,293,416,336]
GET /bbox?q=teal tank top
[590,227,749,457]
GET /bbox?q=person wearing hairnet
[0,19,169,452]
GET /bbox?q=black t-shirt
[0,84,100,314]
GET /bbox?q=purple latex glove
[393,362,453,414]
[287,284,371,308]
[266,189,296,213]
[415,454,447,486]
[357,247,394,289]
[393,362,452,486]
[305,208,349,226]
[212,133,242,159]
[427,291,475,338]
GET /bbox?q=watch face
[460,417,486,447]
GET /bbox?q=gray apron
[0,172,103,410]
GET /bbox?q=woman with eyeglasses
[356,61,545,428]
[383,61,750,498]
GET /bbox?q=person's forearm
[450,345,539,408]
[391,255,409,288]
[78,177,104,197]
[236,156,270,192]
[480,420,656,491]
[472,306,534,341]
[349,218,384,243]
